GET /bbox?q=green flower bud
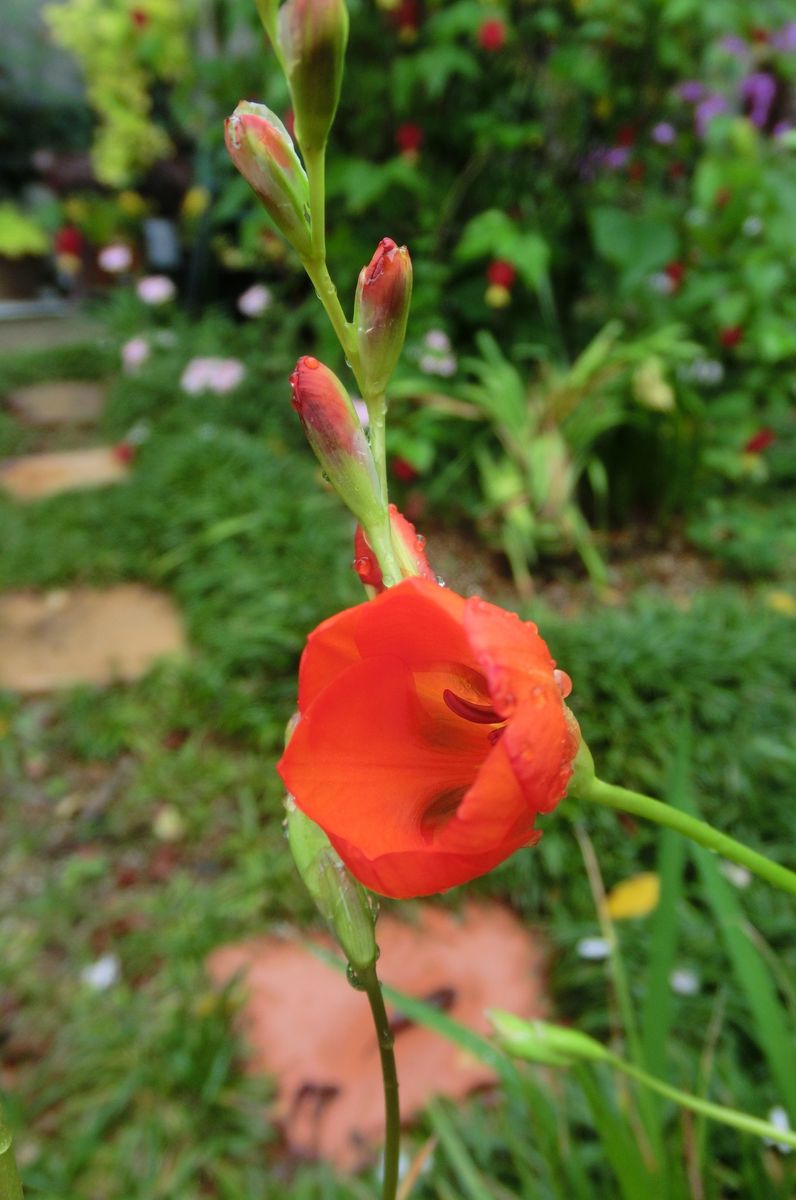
[564,734,595,802]
[354,237,413,398]
[490,1012,610,1067]
[286,797,378,971]
[278,0,349,155]
[290,356,384,525]
[225,101,312,257]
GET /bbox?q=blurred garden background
[1,0,795,1196]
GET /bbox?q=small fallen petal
[576,935,610,961]
[719,860,752,888]
[604,872,661,920]
[81,953,120,991]
[669,967,700,996]
[153,804,186,842]
[765,1106,793,1154]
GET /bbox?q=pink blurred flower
[137,275,176,305]
[180,357,246,395]
[121,336,150,373]
[237,283,273,317]
[99,243,133,273]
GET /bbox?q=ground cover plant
[2,0,796,1197]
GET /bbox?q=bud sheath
[355,238,413,396]
[286,797,378,971]
[278,0,349,155]
[290,356,383,525]
[225,101,312,257]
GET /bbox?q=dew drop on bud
[304,356,320,370]
[554,669,573,698]
[346,963,367,991]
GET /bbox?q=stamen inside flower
[421,786,467,840]
[442,689,502,725]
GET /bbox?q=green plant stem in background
[359,964,401,1200]
[586,779,796,897]
[0,1106,23,1200]
[603,1053,796,1153]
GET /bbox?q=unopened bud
[490,1011,610,1067]
[354,503,435,590]
[290,356,383,524]
[355,238,412,396]
[286,797,378,971]
[278,0,349,154]
[225,101,312,257]
[563,735,594,802]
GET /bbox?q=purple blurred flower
[237,283,272,318]
[741,72,777,128]
[121,336,150,373]
[695,94,729,138]
[137,275,175,305]
[353,398,370,428]
[99,243,133,273]
[772,22,796,52]
[604,146,631,169]
[181,357,245,395]
[677,80,705,103]
[774,121,793,139]
[652,121,676,145]
[718,34,750,59]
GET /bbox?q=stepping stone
[6,380,107,427]
[0,585,186,692]
[0,446,129,500]
[207,901,547,1170]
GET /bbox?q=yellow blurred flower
[594,96,613,121]
[118,189,148,218]
[485,283,512,309]
[64,197,89,223]
[766,590,796,617]
[604,872,660,919]
[181,185,211,221]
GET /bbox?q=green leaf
[590,207,678,287]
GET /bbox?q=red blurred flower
[396,123,423,155]
[627,160,646,182]
[113,441,136,465]
[392,456,419,482]
[478,17,507,51]
[665,260,685,289]
[719,325,744,349]
[278,578,579,898]
[616,122,636,147]
[54,225,84,256]
[131,7,149,28]
[744,427,776,453]
[354,504,435,590]
[486,259,516,289]
[667,160,686,180]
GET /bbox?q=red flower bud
[664,260,685,288]
[290,357,382,524]
[719,325,744,349]
[278,578,580,898]
[391,456,419,482]
[744,427,776,454]
[54,225,84,257]
[355,237,412,396]
[478,18,507,51]
[277,0,349,154]
[354,504,435,590]
[225,101,312,257]
[487,260,516,289]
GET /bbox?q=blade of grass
[426,1100,495,1200]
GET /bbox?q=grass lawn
[1,316,795,1198]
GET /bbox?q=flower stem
[604,1052,796,1152]
[0,1106,23,1200]
[367,392,389,503]
[585,778,796,897]
[305,145,327,265]
[360,963,401,1200]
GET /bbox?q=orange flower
[278,578,579,898]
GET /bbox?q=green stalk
[301,255,362,382]
[605,1053,796,1153]
[585,778,796,897]
[359,964,401,1200]
[305,144,328,264]
[367,392,389,505]
[0,1106,23,1200]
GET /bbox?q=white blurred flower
[99,242,133,273]
[576,936,610,961]
[669,967,700,996]
[742,215,764,237]
[81,954,120,991]
[424,330,451,352]
[237,283,273,317]
[180,357,245,395]
[137,274,176,305]
[121,336,150,373]
[719,860,752,888]
[419,352,458,377]
[685,207,708,228]
[648,271,676,296]
[765,1106,793,1154]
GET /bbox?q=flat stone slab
[207,901,547,1170]
[0,446,129,500]
[0,586,186,692]
[6,380,107,427]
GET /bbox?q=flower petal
[463,596,557,717]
